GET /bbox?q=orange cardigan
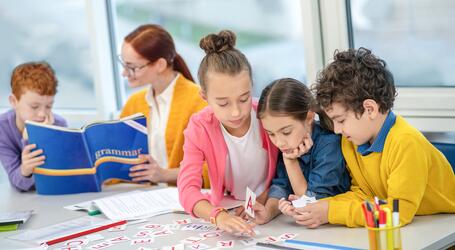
[120,75,209,187]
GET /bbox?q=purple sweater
[0,109,67,191]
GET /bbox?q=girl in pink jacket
[177,30,278,236]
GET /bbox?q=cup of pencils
[362,198,402,250]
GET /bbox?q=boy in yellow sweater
[293,47,455,228]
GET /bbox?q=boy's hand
[216,212,256,236]
[44,112,54,125]
[21,144,45,177]
[251,202,272,224]
[129,154,167,183]
[292,200,329,228]
[282,133,313,160]
[278,198,296,216]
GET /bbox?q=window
[0,0,95,109]
[349,0,455,87]
[110,0,308,103]
[329,0,455,131]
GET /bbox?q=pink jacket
[177,102,278,216]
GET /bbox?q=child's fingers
[252,202,265,212]
[32,161,45,167]
[298,143,308,155]
[278,200,290,212]
[28,161,45,169]
[232,219,255,236]
[27,155,45,163]
[237,210,247,219]
[22,144,37,154]
[27,149,44,158]
[221,216,254,236]
[234,206,245,216]
[293,210,311,221]
[288,194,300,201]
[306,136,314,148]
[44,112,54,125]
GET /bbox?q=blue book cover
[25,114,148,195]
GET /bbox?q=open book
[65,188,244,221]
[93,187,184,221]
[25,114,148,195]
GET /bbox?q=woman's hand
[129,154,168,183]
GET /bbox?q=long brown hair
[125,24,193,81]
[257,78,333,131]
[197,30,252,91]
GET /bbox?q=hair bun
[199,30,236,54]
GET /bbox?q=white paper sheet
[93,187,183,221]
[7,216,117,244]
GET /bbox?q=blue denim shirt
[268,122,351,200]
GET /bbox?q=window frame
[319,0,455,132]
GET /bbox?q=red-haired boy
[0,61,67,191]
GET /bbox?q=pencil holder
[365,224,402,250]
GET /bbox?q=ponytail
[173,53,194,82]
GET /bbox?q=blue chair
[432,142,455,172]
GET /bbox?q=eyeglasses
[117,55,151,78]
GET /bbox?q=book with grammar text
[25,113,148,195]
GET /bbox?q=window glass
[113,0,307,99]
[0,0,95,109]
[349,0,455,87]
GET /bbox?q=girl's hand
[251,202,272,225]
[282,133,313,160]
[21,144,45,177]
[234,206,248,220]
[216,212,256,236]
[278,198,296,216]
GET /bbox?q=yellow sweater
[327,115,455,227]
[120,75,209,187]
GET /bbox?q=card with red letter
[244,187,256,218]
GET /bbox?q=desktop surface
[0,181,454,250]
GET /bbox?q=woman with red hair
[119,24,208,186]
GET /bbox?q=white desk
[0,182,454,250]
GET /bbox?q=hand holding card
[244,187,256,218]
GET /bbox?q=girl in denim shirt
[252,78,350,225]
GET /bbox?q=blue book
[25,114,148,195]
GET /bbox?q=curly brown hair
[312,47,396,116]
[11,61,58,100]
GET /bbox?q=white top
[221,110,268,200]
[145,73,179,169]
